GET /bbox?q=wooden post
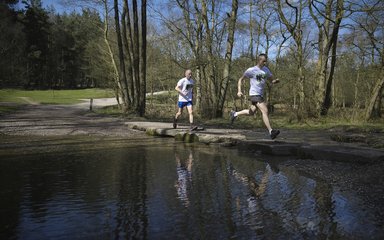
[90,98,93,111]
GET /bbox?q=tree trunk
[321,0,343,115]
[122,0,135,106]
[248,1,254,60]
[132,0,141,112]
[139,0,147,116]
[309,0,344,116]
[321,32,339,115]
[365,68,384,121]
[201,0,217,118]
[277,0,305,117]
[113,0,130,111]
[217,0,238,117]
[103,0,122,110]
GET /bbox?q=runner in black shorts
[230,54,281,139]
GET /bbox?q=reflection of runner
[175,151,193,207]
[230,164,273,198]
[230,163,275,220]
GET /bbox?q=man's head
[257,53,268,67]
[185,69,192,79]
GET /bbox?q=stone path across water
[126,121,384,163]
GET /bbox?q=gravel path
[0,100,141,137]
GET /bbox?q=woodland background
[1,0,383,121]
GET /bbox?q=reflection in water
[114,148,148,239]
[174,150,193,207]
[0,139,383,239]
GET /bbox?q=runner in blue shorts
[173,69,197,131]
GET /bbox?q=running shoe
[190,125,198,131]
[270,129,280,139]
[173,117,177,129]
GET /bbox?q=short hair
[258,53,267,60]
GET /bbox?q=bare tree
[113,0,131,111]
[276,0,306,117]
[351,0,384,120]
[101,0,123,109]
[116,0,147,115]
[309,0,344,116]
[139,0,147,116]
[217,0,238,117]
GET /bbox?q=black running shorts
[249,95,264,105]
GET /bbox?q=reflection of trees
[114,147,148,239]
[314,178,338,238]
[0,157,26,239]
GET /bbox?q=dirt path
[0,100,141,137]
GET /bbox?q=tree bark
[113,0,130,111]
[122,0,135,105]
[365,68,384,120]
[201,0,217,118]
[103,0,122,110]
[132,0,141,112]
[139,0,147,116]
[277,0,305,116]
[309,0,344,116]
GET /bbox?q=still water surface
[0,137,382,239]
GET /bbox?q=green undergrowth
[97,103,383,133]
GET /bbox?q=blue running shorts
[178,101,193,108]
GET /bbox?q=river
[0,136,383,239]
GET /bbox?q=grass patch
[0,88,114,105]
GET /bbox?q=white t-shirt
[243,66,272,96]
[177,77,194,102]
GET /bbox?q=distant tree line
[0,0,112,89]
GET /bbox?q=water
[0,137,383,239]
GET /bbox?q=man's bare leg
[256,102,272,132]
[187,105,193,125]
[257,102,280,139]
[230,105,256,124]
[173,108,183,129]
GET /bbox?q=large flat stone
[238,140,303,156]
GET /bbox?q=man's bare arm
[237,75,246,97]
[268,75,280,84]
